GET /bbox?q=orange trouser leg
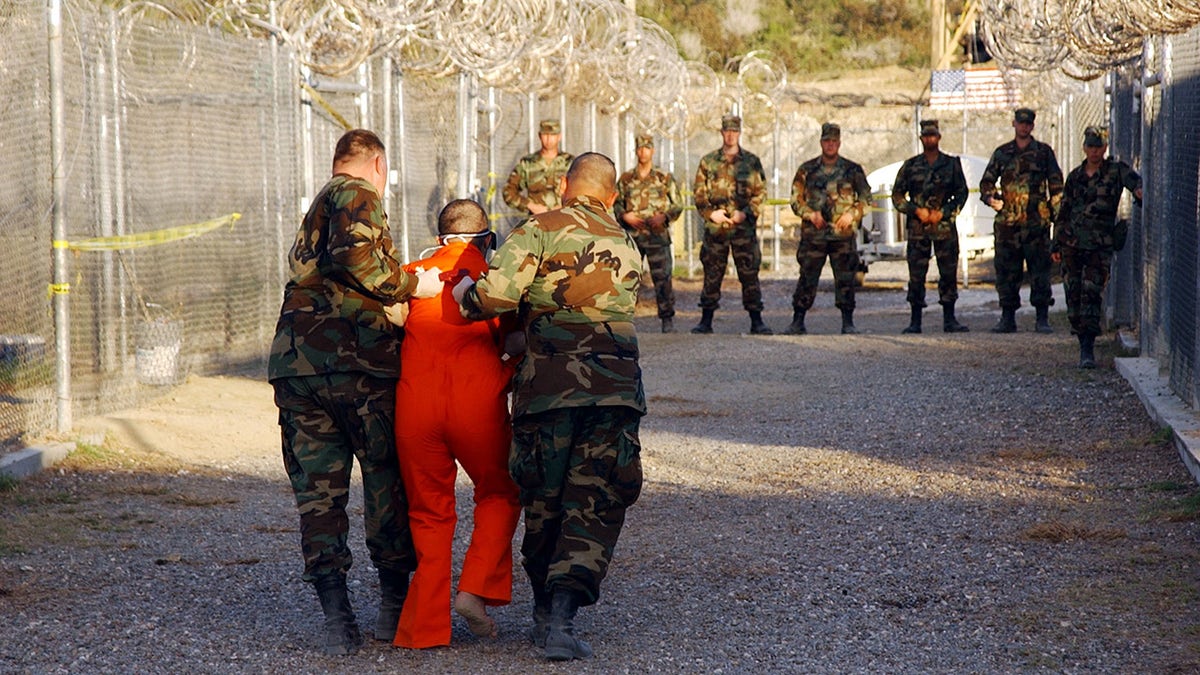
[393,423,457,649]
[449,398,521,605]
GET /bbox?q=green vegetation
[637,0,932,76]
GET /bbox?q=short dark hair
[334,129,385,164]
[566,152,616,192]
[438,199,488,235]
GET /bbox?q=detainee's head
[438,199,488,236]
[562,152,618,207]
[333,129,387,194]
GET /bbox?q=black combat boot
[748,311,773,335]
[313,574,364,656]
[785,308,807,335]
[902,305,922,334]
[374,569,409,642]
[661,316,675,333]
[1079,333,1097,369]
[691,308,714,334]
[942,302,969,332]
[840,307,859,335]
[990,307,1017,333]
[544,589,593,661]
[1034,305,1053,333]
[529,586,552,648]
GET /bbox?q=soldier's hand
[809,212,827,229]
[528,202,549,214]
[729,209,746,225]
[623,213,646,229]
[451,275,474,304]
[383,302,410,327]
[1051,251,1061,264]
[711,208,731,224]
[929,209,943,224]
[413,266,444,299]
[834,212,854,233]
[988,197,1004,211]
[915,206,930,223]
[647,213,667,229]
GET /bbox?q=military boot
[528,586,552,648]
[374,569,409,642]
[660,316,675,333]
[942,302,969,333]
[785,309,807,335]
[691,308,714,334]
[313,574,364,656]
[990,307,1017,333]
[1034,305,1053,333]
[840,307,860,335]
[544,589,592,661]
[748,311,773,335]
[1079,333,1097,369]
[901,305,922,334]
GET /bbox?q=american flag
[929,67,1021,110]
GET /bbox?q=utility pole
[930,0,948,69]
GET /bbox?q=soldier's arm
[1045,146,1065,216]
[502,163,526,211]
[326,181,418,301]
[790,165,814,220]
[890,161,914,214]
[1122,162,1144,202]
[850,164,871,222]
[693,162,715,221]
[460,217,542,321]
[944,157,970,219]
[663,173,684,222]
[979,151,1002,203]
[612,176,630,224]
[746,157,766,221]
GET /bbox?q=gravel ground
[2,261,1199,674]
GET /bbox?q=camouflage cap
[1083,125,1108,147]
[721,114,742,131]
[538,118,561,134]
[919,119,940,136]
[635,134,654,148]
[820,122,841,141]
[1013,107,1036,123]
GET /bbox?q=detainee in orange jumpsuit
[391,199,522,649]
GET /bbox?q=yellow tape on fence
[300,81,353,132]
[57,213,241,252]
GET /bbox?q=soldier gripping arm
[457,216,543,321]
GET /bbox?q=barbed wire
[980,0,1200,77]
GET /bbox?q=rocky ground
[2,263,1198,674]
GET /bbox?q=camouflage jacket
[1054,158,1141,251]
[790,155,871,242]
[460,195,646,419]
[891,151,969,240]
[268,174,416,382]
[980,138,1064,229]
[614,165,682,246]
[502,151,575,214]
[693,146,766,233]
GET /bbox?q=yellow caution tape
[47,282,70,298]
[299,81,353,131]
[57,213,241,252]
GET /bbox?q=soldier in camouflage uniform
[1051,126,1143,368]
[788,122,871,335]
[454,153,644,662]
[980,107,1064,334]
[691,114,772,335]
[268,129,441,656]
[615,134,683,333]
[503,118,575,216]
[891,119,971,334]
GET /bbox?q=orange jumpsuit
[392,240,521,649]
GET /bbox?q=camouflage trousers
[698,225,764,312]
[993,226,1054,309]
[1060,247,1112,337]
[510,406,643,606]
[633,236,676,319]
[793,235,858,311]
[905,234,960,308]
[274,373,415,582]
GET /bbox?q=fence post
[48,0,71,431]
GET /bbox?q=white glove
[412,266,443,299]
[451,275,474,304]
[383,302,409,327]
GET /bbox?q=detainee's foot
[454,591,497,638]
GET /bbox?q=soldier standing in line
[615,133,683,333]
[691,114,772,335]
[503,118,575,216]
[891,119,971,334]
[1051,126,1143,368]
[980,107,1064,333]
[452,153,645,662]
[268,129,442,655]
[788,122,871,335]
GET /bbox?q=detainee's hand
[383,302,409,327]
[502,331,527,360]
[413,266,444,299]
[451,275,474,304]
